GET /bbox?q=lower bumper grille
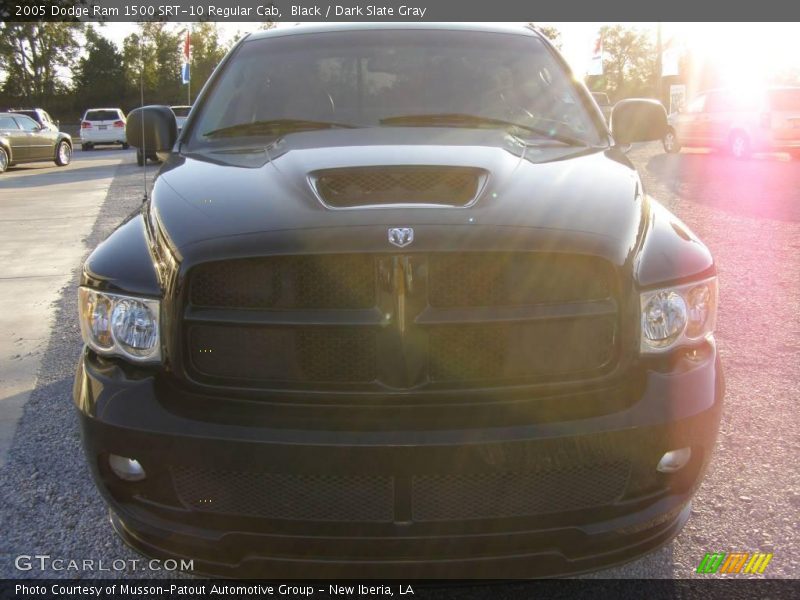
[173,469,394,522]
[172,461,631,523]
[412,461,630,521]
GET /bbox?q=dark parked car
[0,112,72,173]
[9,108,59,132]
[75,23,723,578]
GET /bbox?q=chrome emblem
[388,227,414,248]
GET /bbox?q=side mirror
[611,99,668,145]
[126,105,177,156]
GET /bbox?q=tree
[530,24,562,50]
[121,23,183,107]
[0,22,83,104]
[187,23,227,98]
[72,25,126,111]
[587,25,658,100]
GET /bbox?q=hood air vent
[312,166,485,208]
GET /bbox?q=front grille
[182,252,619,389]
[412,461,630,521]
[190,255,375,309]
[428,253,613,307]
[173,468,394,522]
[189,326,377,383]
[313,166,483,207]
[428,317,617,382]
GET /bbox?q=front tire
[55,141,72,166]
[729,131,750,159]
[663,128,681,153]
[0,146,8,173]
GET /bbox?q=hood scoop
[311,166,486,208]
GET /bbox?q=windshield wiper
[203,119,359,138]
[379,113,592,147]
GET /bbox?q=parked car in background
[80,108,128,150]
[9,108,59,132]
[171,105,192,131]
[664,87,800,158]
[591,92,613,122]
[0,112,72,173]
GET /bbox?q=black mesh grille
[314,167,482,207]
[428,317,616,382]
[412,461,630,521]
[428,253,613,308]
[173,468,394,522]
[190,255,376,309]
[189,326,377,383]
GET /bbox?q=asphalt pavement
[0,148,127,468]
[0,143,797,581]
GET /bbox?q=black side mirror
[126,105,177,155]
[611,99,668,145]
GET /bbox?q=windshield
[187,30,604,149]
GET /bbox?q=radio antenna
[140,28,147,203]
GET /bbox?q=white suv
[80,108,128,150]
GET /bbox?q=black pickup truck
[75,23,723,578]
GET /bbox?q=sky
[4,21,795,91]
[94,21,800,84]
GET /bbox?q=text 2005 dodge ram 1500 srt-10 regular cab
[74,23,723,578]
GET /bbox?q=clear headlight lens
[78,288,161,362]
[640,277,717,353]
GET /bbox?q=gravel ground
[0,144,798,581]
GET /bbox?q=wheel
[0,146,8,173]
[81,143,93,151]
[136,149,145,167]
[662,128,681,153]
[122,143,130,150]
[55,141,72,166]
[729,131,750,159]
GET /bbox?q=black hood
[151,128,643,267]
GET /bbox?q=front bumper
[74,344,723,578]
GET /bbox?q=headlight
[78,288,161,362]
[640,277,717,353]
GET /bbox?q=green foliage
[73,25,127,111]
[529,24,562,50]
[587,25,658,100]
[0,22,84,103]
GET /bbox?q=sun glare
[669,23,800,90]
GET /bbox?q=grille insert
[189,326,377,383]
[412,461,631,521]
[428,253,614,308]
[314,166,483,207]
[428,317,616,382]
[173,468,394,522]
[190,255,376,310]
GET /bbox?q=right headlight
[78,287,161,363]
[640,277,717,353]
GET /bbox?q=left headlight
[640,277,717,353]
[78,288,161,363]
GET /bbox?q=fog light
[657,448,692,473]
[108,454,146,481]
